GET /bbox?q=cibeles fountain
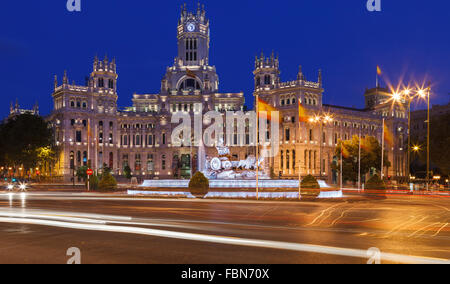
[202,139,268,180]
[138,139,343,198]
[141,138,300,189]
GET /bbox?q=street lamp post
[426,84,431,191]
[392,85,431,187]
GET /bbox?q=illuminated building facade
[48,4,407,183]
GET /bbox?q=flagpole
[340,128,343,190]
[358,123,362,191]
[87,119,90,163]
[95,124,98,173]
[376,66,380,88]
[381,118,385,180]
[298,112,302,200]
[87,118,91,192]
[256,94,259,201]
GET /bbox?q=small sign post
[86,168,93,191]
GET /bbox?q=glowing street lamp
[390,85,431,187]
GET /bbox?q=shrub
[76,166,88,181]
[189,172,209,198]
[365,174,386,199]
[88,175,99,191]
[98,173,117,191]
[123,165,132,180]
[366,174,386,190]
[300,175,320,199]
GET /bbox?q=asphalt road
[0,192,449,264]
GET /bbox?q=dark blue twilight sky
[0,1,449,118]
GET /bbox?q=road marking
[408,222,442,238]
[307,203,343,226]
[328,206,355,227]
[0,216,448,264]
[432,223,448,237]
[384,216,424,237]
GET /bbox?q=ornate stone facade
[48,5,407,183]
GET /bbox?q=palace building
[48,4,408,183]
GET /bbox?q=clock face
[187,23,195,32]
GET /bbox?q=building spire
[318,69,322,87]
[297,65,304,81]
[33,101,39,114]
[54,75,58,90]
[63,70,68,84]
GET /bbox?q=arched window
[108,79,114,89]
[256,77,261,86]
[70,151,75,169]
[280,151,284,170]
[98,78,104,88]
[70,101,75,108]
[264,75,271,85]
[136,135,140,146]
[285,128,290,142]
[309,150,312,170]
[135,154,141,171]
[293,150,296,170]
[304,150,308,168]
[286,150,290,170]
[179,78,201,91]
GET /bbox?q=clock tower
[159,3,226,100]
[177,3,210,66]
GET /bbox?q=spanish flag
[377,65,382,76]
[257,98,278,121]
[384,123,394,147]
[298,101,308,122]
[186,68,196,78]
